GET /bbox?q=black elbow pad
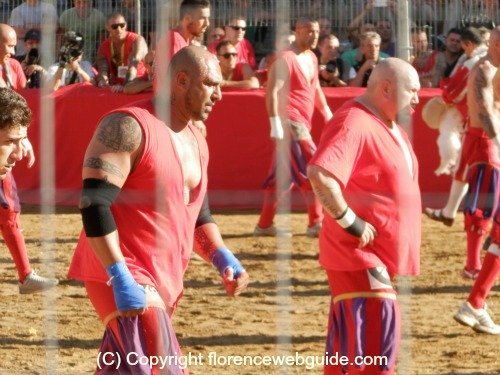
[79,178,121,237]
[195,193,215,228]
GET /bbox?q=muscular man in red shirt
[308,58,421,374]
[254,17,332,238]
[69,46,249,373]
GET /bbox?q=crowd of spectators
[0,0,498,92]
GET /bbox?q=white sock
[442,180,468,218]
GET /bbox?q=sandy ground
[0,208,499,375]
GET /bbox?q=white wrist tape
[336,207,356,228]
[270,116,284,139]
[324,105,333,122]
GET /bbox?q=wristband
[106,261,146,311]
[211,247,245,278]
[323,105,333,122]
[269,116,284,139]
[335,207,365,237]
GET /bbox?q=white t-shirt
[47,60,94,87]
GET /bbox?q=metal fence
[1,0,498,62]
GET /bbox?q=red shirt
[209,38,257,69]
[97,32,147,85]
[310,100,421,277]
[279,49,319,129]
[68,100,209,309]
[2,58,26,89]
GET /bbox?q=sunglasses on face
[220,52,237,59]
[111,23,126,30]
[230,26,246,31]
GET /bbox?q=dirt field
[0,208,499,375]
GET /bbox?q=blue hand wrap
[211,247,244,278]
[106,261,146,311]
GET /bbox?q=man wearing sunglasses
[217,40,259,89]
[95,12,147,91]
[208,16,256,69]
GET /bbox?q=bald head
[367,58,419,91]
[0,23,17,61]
[364,58,420,124]
[169,45,219,80]
[0,23,16,40]
[169,45,222,123]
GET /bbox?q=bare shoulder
[95,111,142,152]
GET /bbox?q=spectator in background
[341,22,385,69]
[376,18,395,56]
[431,28,463,87]
[318,17,331,38]
[349,31,384,87]
[123,49,154,94]
[411,27,437,87]
[114,0,155,45]
[208,15,257,69]
[59,0,106,64]
[95,12,147,91]
[9,0,58,56]
[479,26,492,46]
[47,31,94,91]
[256,49,276,87]
[317,34,353,87]
[217,40,259,89]
[207,26,224,45]
[411,0,435,26]
[18,28,46,88]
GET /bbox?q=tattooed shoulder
[96,112,142,152]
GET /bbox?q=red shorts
[86,281,185,375]
[324,269,400,375]
[455,127,500,182]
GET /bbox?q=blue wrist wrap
[106,261,146,311]
[211,248,244,278]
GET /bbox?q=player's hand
[222,267,249,297]
[107,261,147,317]
[359,221,377,248]
[21,138,35,168]
[111,85,124,93]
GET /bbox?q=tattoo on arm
[474,69,496,138]
[96,112,142,152]
[194,227,216,261]
[311,175,347,219]
[83,157,124,178]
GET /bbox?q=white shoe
[253,225,292,238]
[306,222,322,238]
[19,270,59,294]
[454,302,500,335]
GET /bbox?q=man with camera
[317,34,354,87]
[47,31,94,91]
[13,28,45,89]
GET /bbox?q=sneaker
[454,302,500,335]
[306,222,322,238]
[462,268,480,280]
[253,225,292,238]
[423,208,454,227]
[19,270,59,294]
